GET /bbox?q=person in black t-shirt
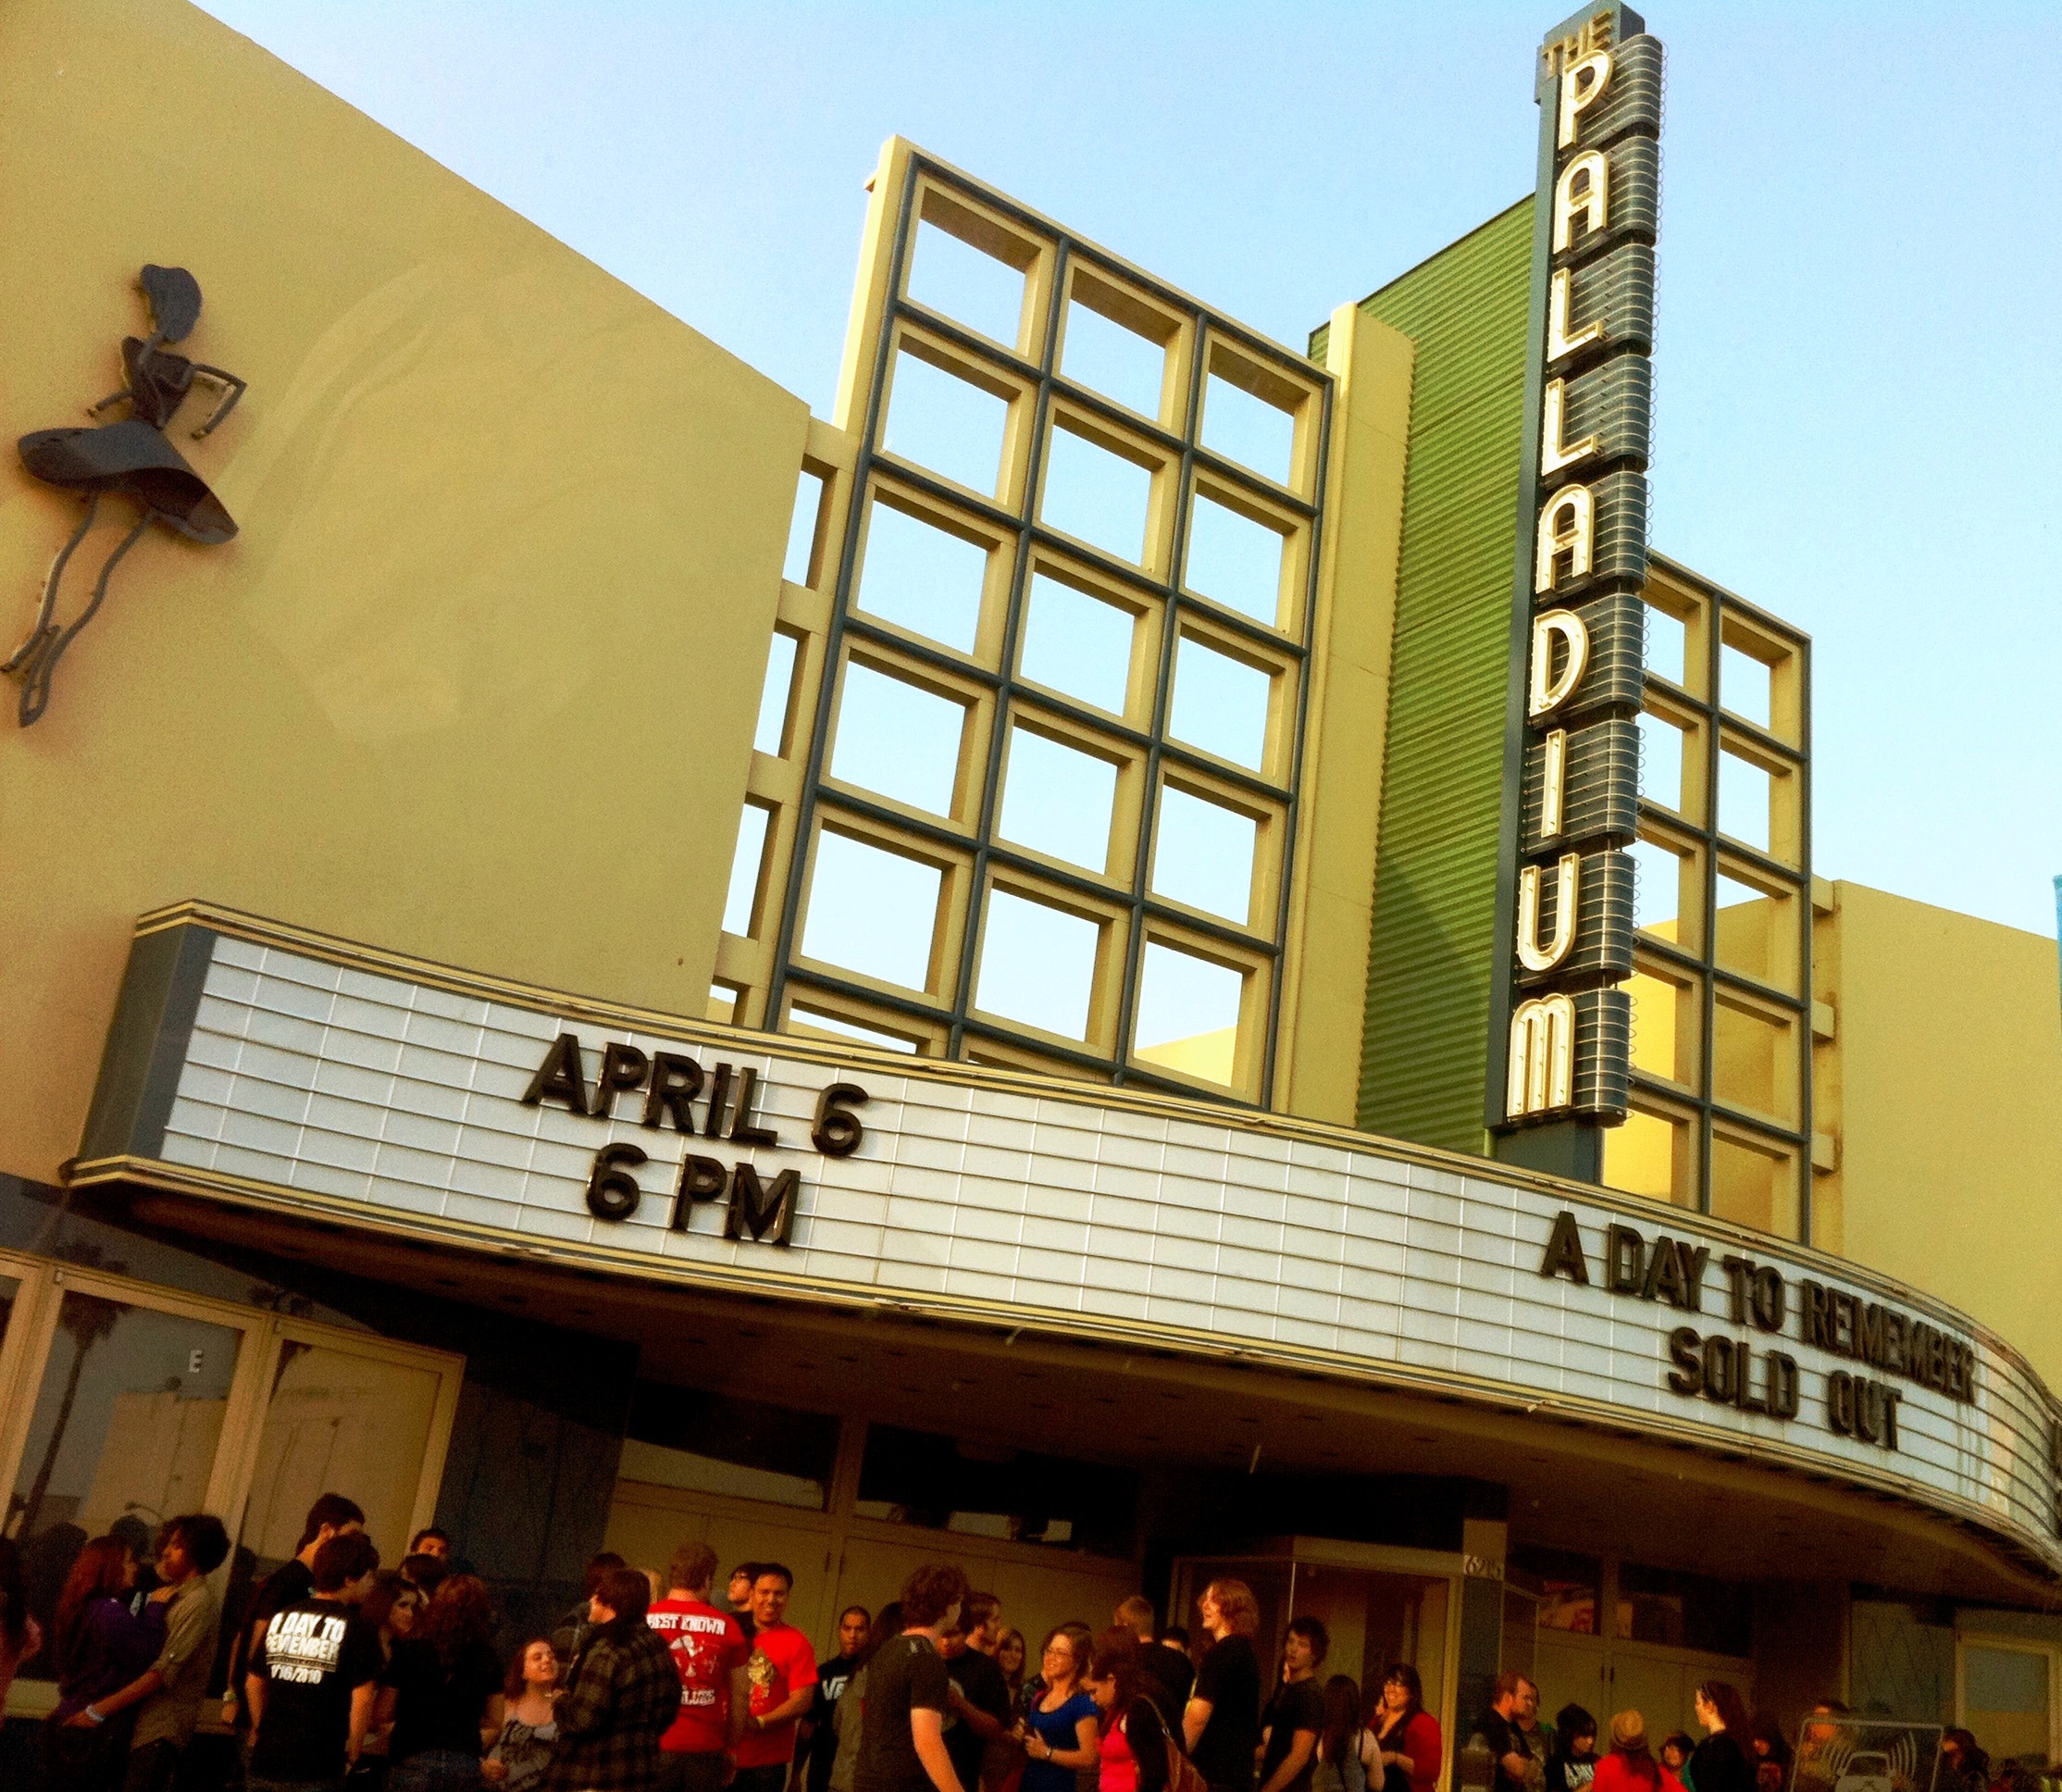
[1473,1673,1542,1792]
[1258,1619,1328,1792]
[1113,1598,1194,1730]
[946,1593,1012,1792]
[802,1605,872,1792]
[381,1574,505,1786]
[1184,1579,1262,1792]
[229,1492,366,1733]
[246,1531,382,1789]
[855,1565,971,1792]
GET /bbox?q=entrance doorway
[1171,1543,1460,1753]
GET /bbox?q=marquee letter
[1547,268,1606,365]
[725,1163,801,1247]
[671,1154,728,1229]
[1517,852,1580,973]
[641,1052,703,1132]
[1529,609,1589,715]
[1553,151,1609,254]
[1558,47,1612,147]
[590,1041,651,1121]
[1539,1209,1590,1285]
[1535,482,1596,594]
[727,1066,779,1148]
[811,1082,871,1157]
[1541,378,1600,477]
[1507,993,1575,1118]
[1537,728,1568,840]
[522,1033,590,1116]
[1667,1326,1703,1396]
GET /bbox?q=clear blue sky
[198,0,2062,941]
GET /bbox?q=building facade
[5,0,2062,1778]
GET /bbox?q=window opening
[830,661,968,818]
[1629,835,1687,939]
[1062,292,1168,420]
[1201,364,1297,487]
[1133,940,1242,1085]
[1170,635,1270,770]
[883,348,1011,499]
[1040,421,1154,566]
[1637,711,1686,814]
[1720,642,1773,728]
[1152,785,1258,925]
[783,468,827,587]
[622,1383,838,1511]
[1708,1133,1797,1243]
[754,629,800,757]
[789,1004,922,1053]
[801,831,942,992]
[1645,602,1688,688]
[1018,573,1135,716]
[857,500,988,655]
[997,727,1118,873]
[855,1422,1137,1555]
[1602,1104,1690,1203]
[907,218,1028,352]
[1185,492,1286,628]
[723,802,774,939]
[975,888,1100,1040]
[1718,747,1773,852]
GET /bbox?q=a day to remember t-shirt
[854,1634,950,1792]
[739,1620,819,1768]
[249,1599,383,1782]
[1192,1636,1262,1792]
[1261,1679,1326,1792]
[648,1597,752,1754]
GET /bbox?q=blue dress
[1025,1690,1099,1792]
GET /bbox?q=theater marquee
[72,905,2062,1574]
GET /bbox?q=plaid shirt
[547,1619,679,1792]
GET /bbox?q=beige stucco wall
[1276,305,1413,1126]
[0,0,810,1181]
[1817,881,2062,1388]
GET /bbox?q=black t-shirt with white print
[249,1598,384,1781]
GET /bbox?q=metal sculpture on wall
[7,265,245,727]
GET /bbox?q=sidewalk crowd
[0,1496,2044,1792]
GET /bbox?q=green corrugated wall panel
[1334,198,1534,1154]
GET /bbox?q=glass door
[1171,1549,1458,1742]
[1959,1638,2057,1767]
[3,1275,256,1693]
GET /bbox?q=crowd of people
[0,1499,2051,1792]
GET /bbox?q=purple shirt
[53,1596,167,1721]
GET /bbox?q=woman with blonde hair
[1184,1580,1262,1792]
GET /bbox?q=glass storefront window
[239,1338,443,1575]
[6,1290,242,1678]
[1618,1561,1752,1656]
[1963,1643,2055,1765]
[854,1423,1136,1555]
[620,1384,838,1512]
[1513,1544,1602,1634]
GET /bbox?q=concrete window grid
[764,154,1333,1106]
[147,937,2060,1557]
[1622,558,1815,1237]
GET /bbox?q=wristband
[84,1706,106,1725]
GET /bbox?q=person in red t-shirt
[735,1564,818,1792]
[648,1542,753,1792]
